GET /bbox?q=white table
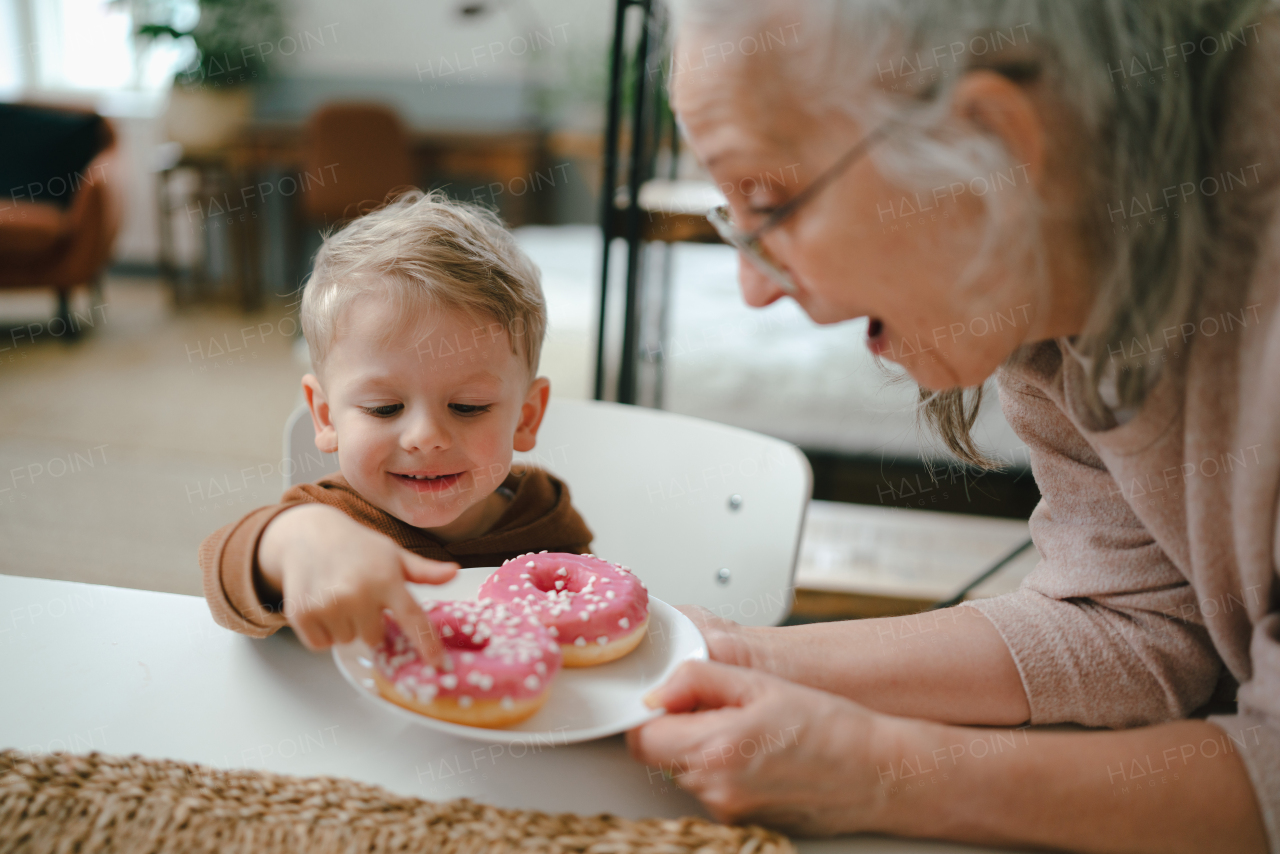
[0,574,1010,853]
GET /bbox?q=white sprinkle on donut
[618,617,629,629]
[556,567,567,576]
[439,674,457,689]
[597,636,608,645]
[508,584,519,591]
[526,561,536,568]
[524,674,540,690]
[501,696,514,709]
[574,636,586,647]
[458,695,473,708]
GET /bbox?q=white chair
[283,399,811,626]
[283,407,340,491]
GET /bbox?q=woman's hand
[675,605,764,668]
[257,504,458,665]
[626,659,897,836]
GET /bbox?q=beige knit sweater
[967,178,1280,849]
[964,22,1280,846]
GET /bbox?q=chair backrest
[284,406,339,492]
[283,399,811,626]
[302,102,417,222]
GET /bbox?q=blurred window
[34,0,135,89]
[0,0,184,93]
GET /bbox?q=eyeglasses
[706,122,893,296]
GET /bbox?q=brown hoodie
[199,468,593,638]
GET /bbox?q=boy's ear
[302,374,339,454]
[513,376,551,453]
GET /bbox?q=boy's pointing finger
[388,586,445,668]
[402,552,460,585]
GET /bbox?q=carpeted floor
[0,279,310,595]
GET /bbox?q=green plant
[117,0,285,88]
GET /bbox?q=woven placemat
[0,750,795,854]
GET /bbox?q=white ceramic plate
[333,566,708,744]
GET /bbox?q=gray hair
[669,0,1275,466]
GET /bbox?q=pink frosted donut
[479,552,650,667]
[372,599,561,728]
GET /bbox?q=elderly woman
[627,1,1280,851]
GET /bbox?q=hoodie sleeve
[197,477,360,637]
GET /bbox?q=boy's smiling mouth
[390,471,465,492]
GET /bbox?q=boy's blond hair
[300,190,546,377]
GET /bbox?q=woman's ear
[302,374,338,454]
[950,69,1046,184]
[513,376,552,453]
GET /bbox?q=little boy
[199,191,593,665]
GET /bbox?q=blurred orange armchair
[0,102,123,332]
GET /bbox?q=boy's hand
[257,504,458,666]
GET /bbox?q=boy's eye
[361,404,403,417]
[450,403,491,416]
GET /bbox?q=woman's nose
[737,254,787,308]
[400,409,451,452]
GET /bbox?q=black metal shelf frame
[594,0,674,405]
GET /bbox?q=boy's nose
[399,410,451,452]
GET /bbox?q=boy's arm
[199,502,309,637]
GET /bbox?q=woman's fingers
[675,604,753,667]
[387,584,445,667]
[644,659,760,713]
[401,553,460,585]
[630,661,772,769]
[627,702,743,769]
[676,604,720,627]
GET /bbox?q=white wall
[279,0,612,81]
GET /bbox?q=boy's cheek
[464,428,515,469]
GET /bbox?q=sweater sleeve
[198,503,302,637]
[963,369,1223,728]
[1209,613,1280,851]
